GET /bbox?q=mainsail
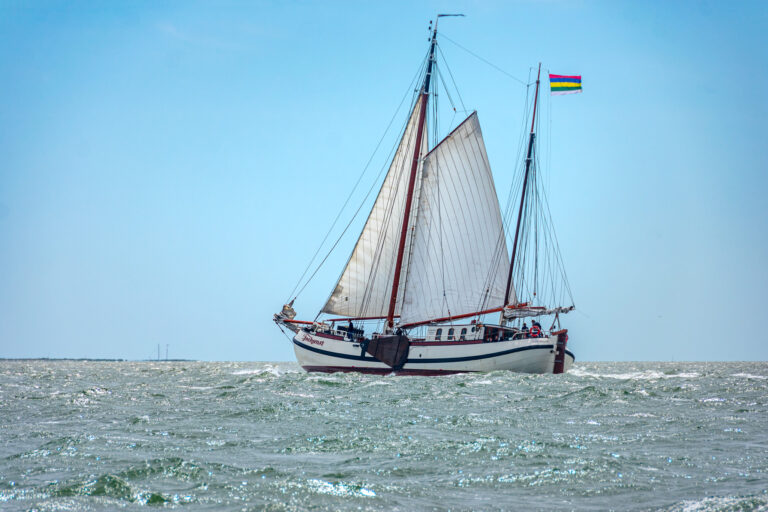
[321,96,428,318]
[399,113,510,325]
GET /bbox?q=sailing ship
[274,17,576,375]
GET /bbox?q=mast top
[435,13,464,23]
[430,14,464,38]
[529,63,542,134]
[422,14,464,95]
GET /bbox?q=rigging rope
[333,49,432,317]
[436,43,467,112]
[439,34,528,86]
[287,52,429,304]
[289,37,574,326]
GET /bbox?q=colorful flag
[549,74,582,95]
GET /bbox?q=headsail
[321,96,428,318]
[399,113,510,325]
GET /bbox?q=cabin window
[460,328,467,341]
[471,326,476,333]
[435,328,442,341]
[448,328,455,341]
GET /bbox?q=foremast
[501,63,542,324]
[385,20,439,331]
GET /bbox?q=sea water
[0,361,766,511]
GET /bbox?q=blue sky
[1,1,766,361]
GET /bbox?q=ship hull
[292,330,574,375]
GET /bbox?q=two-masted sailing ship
[274,17,576,375]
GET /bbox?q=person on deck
[346,320,355,340]
[521,322,528,334]
[531,319,542,338]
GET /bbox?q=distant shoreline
[0,358,196,362]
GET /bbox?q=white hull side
[292,330,574,375]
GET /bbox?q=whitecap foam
[277,391,316,398]
[731,372,768,380]
[306,479,376,498]
[569,368,700,380]
[231,369,263,375]
[231,365,283,377]
[84,387,111,396]
[360,381,392,388]
[667,495,767,512]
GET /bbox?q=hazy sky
[1,1,766,362]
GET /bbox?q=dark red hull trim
[311,331,345,341]
[302,365,466,376]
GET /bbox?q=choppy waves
[1,361,767,511]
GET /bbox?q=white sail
[399,112,511,325]
[321,96,427,318]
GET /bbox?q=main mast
[385,20,438,331]
[501,63,541,323]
